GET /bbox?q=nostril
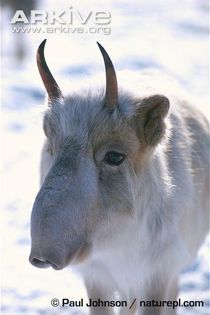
[29,254,64,270]
[45,260,60,270]
[29,256,50,269]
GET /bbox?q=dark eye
[104,151,125,166]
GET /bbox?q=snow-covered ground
[1,0,209,314]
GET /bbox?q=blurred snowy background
[1,0,209,314]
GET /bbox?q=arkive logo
[11,7,111,25]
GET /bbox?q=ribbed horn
[37,39,63,100]
[97,42,118,110]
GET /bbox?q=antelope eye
[104,151,125,166]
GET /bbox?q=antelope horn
[97,42,118,110]
[37,39,63,100]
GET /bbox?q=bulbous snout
[29,195,92,271]
[29,159,97,271]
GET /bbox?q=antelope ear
[134,95,170,146]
